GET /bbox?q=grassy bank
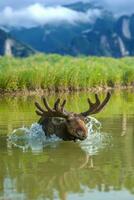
[0,54,134,93]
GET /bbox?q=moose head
[35,92,111,141]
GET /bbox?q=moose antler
[35,92,111,119]
[35,98,69,118]
[79,92,111,117]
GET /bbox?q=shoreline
[0,85,133,97]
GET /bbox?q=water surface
[0,90,134,200]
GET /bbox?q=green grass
[0,54,134,92]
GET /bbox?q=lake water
[0,90,134,200]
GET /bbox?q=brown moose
[35,92,111,141]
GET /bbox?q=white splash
[8,117,111,154]
[79,116,111,155]
[8,123,61,152]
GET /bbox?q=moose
[35,92,111,141]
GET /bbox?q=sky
[0,0,134,28]
[0,0,82,8]
[0,0,134,11]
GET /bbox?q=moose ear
[52,117,66,125]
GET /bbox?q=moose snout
[76,128,88,140]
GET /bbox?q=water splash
[86,116,101,134]
[8,123,61,152]
[79,116,111,155]
[8,117,111,154]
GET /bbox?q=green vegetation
[0,54,134,92]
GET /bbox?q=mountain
[64,1,100,11]
[70,14,134,57]
[10,23,90,55]
[9,2,134,57]
[0,29,35,57]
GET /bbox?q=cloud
[0,3,102,28]
[0,0,133,28]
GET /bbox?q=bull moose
[35,92,111,141]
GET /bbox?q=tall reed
[0,54,133,92]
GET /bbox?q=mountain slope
[9,2,134,57]
[0,29,35,57]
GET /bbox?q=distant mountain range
[0,1,134,57]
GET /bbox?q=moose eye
[67,118,75,125]
[67,119,71,123]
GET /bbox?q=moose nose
[76,131,87,140]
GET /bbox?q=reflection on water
[0,90,134,200]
